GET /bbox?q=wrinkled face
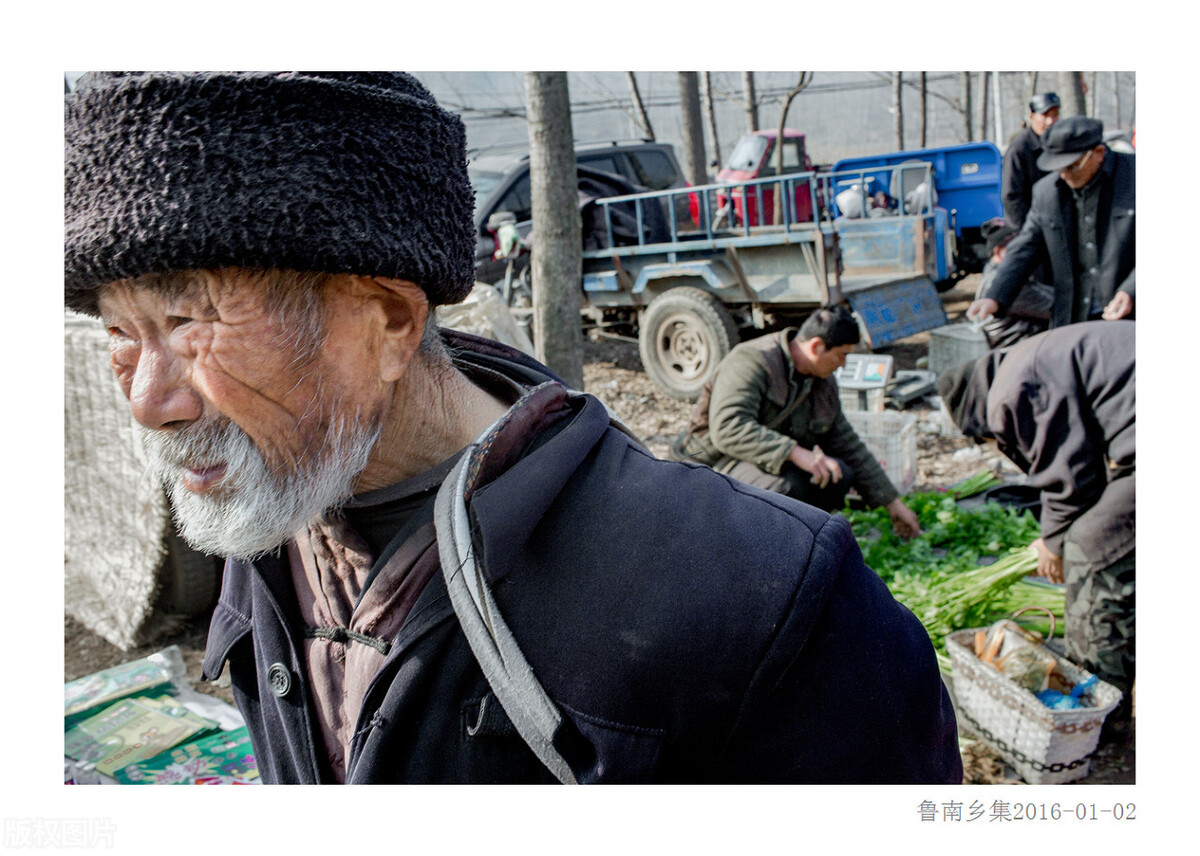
[98,270,388,557]
[1029,106,1060,136]
[813,343,856,378]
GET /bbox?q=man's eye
[166,315,193,329]
[106,325,134,342]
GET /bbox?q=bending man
[937,321,1135,740]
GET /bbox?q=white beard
[138,412,381,559]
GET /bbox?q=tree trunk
[1059,71,1087,116]
[961,72,973,142]
[773,72,813,224]
[992,71,1004,145]
[979,71,990,141]
[1112,70,1121,128]
[742,71,758,132]
[919,72,927,148]
[677,72,707,188]
[702,71,721,177]
[524,72,583,388]
[892,72,904,150]
[625,72,655,141]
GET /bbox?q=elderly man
[65,72,961,784]
[970,116,1135,330]
[1001,92,1061,229]
[937,321,1135,740]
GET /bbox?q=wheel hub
[656,313,710,380]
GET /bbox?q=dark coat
[986,149,1135,330]
[941,322,1135,566]
[1001,125,1048,229]
[202,332,961,784]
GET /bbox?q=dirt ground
[63,278,1134,784]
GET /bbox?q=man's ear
[368,276,430,384]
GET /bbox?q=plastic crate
[838,386,886,413]
[927,323,990,375]
[843,410,917,494]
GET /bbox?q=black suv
[469,139,686,285]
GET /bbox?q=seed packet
[64,695,213,777]
[134,693,222,736]
[64,646,187,721]
[111,727,260,785]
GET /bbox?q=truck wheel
[638,287,739,401]
[160,526,221,616]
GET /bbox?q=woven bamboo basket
[947,610,1123,785]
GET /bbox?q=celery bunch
[841,492,1063,673]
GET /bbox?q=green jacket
[681,329,899,509]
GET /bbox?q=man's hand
[1102,291,1133,320]
[1032,537,1063,583]
[966,297,999,322]
[789,444,842,488]
[885,498,921,539]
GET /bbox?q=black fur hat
[64,72,476,315]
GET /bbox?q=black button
[267,662,292,697]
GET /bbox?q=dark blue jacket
[202,332,962,783]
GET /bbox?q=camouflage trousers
[1062,540,1135,698]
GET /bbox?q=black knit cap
[65,71,477,316]
[981,217,1018,255]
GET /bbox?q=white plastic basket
[947,627,1123,784]
[839,387,886,413]
[843,410,916,494]
[928,323,990,375]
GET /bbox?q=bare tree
[919,72,927,148]
[1112,70,1122,128]
[992,71,1004,145]
[742,71,759,132]
[772,72,813,224]
[625,72,655,140]
[701,71,722,176]
[677,72,707,187]
[1059,71,1087,116]
[961,72,973,142]
[892,72,904,150]
[979,71,990,141]
[524,72,583,388]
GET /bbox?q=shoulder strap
[433,423,579,785]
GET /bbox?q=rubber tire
[638,287,740,401]
[160,526,221,617]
